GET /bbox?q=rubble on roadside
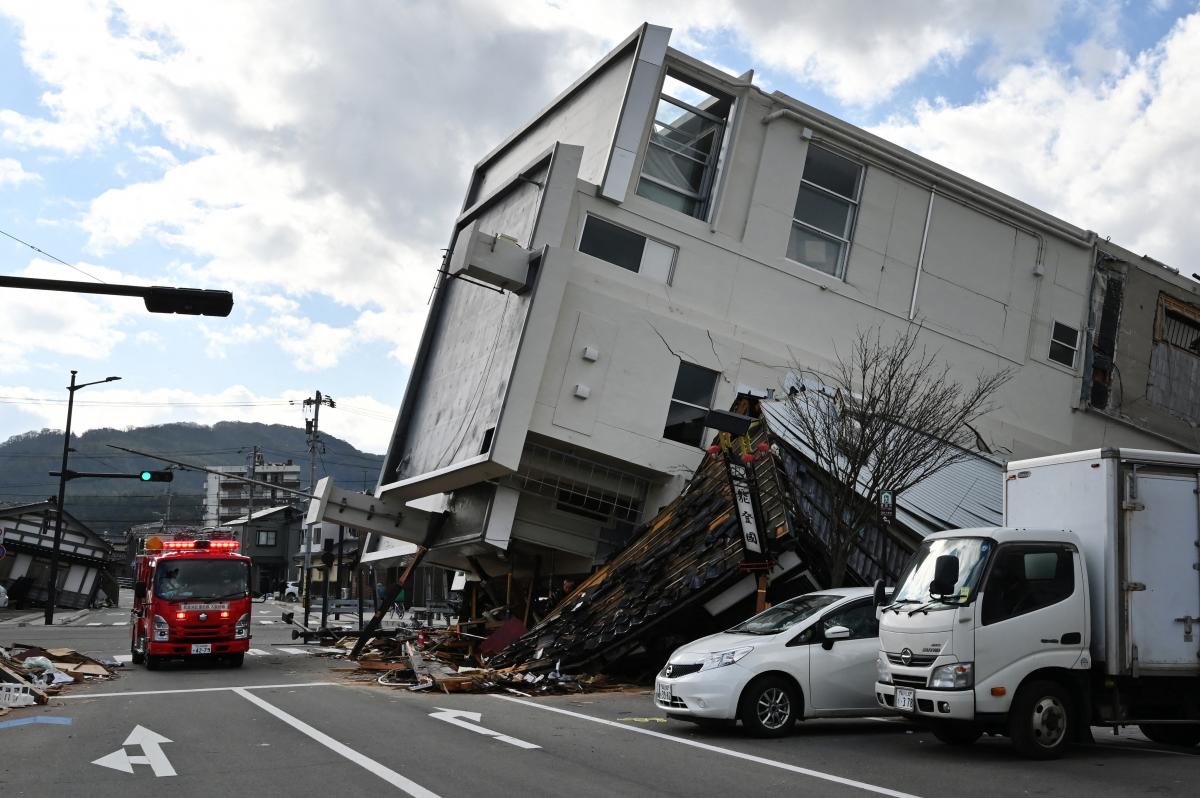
[0,643,119,708]
[313,628,629,695]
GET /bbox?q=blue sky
[1,1,1197,454]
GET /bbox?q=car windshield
[890,537,993,609]
[155,559,249,601]
[726,593,843,635]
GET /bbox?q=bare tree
[785,325,1012,587]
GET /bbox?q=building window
[663,361,719,446]
[578,215,676,283]
[636,72,731,219]
[256,530,276,547]
[1048,321,1080,367]
[1155,295,1200,352]
[786,145,863,278]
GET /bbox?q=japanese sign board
[880,490,896,525]
[727,462,763,555]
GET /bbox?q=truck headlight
[876,653,892,684]
[235,613,250,639]
[929,662,973,689]
[152,614,169,641]
[700,646,754,671]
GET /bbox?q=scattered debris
[0,643,118,705]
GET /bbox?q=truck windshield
[726,594,842,634]
[889,537,992,609]
[155,559,249,601]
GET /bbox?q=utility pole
[245,445,259,548]
[302,390,334,627]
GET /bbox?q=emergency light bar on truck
[157,539,239,551]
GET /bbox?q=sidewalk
[0,607,91,626]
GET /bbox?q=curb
[55,608,91,625]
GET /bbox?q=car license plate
[656,683,672,704]
[895,687,915,712]
[190,643,212,655]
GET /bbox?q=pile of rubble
[317,628,626,696]
[0,643,119,712]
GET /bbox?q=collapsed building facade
[308,23,1200,634]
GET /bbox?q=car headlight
[235,613,250,639]
[700,646,754,671]
[152,614,169,641]
[929,662,973,689]
[876,653,892,684]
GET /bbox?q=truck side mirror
[873,579,887,607]
[929,554,959,598]
[134,581,147,600]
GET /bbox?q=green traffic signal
[139,470,174,482]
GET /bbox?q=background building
[204,456,301,527]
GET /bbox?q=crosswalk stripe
[112,622,128,626]
[275,647,307,655]
[112,654,132,663]
[86,622,103,626]
[247,648,270,656]
[259,620,276,624]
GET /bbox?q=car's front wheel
[739,675,799,738]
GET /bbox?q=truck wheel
[226,653,245,668]
[738,675,799,738]
[1009,679,1071,759]
[145,654,162,671]
[1137,724,1200,747]
[931,721,982,745]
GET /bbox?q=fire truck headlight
[235,613,250,639]
[152,614,170,641]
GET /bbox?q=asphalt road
[2,604,1197,797]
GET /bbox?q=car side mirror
[134,581,147,600]
[822,625,851,650]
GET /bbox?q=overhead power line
[1,226,107,283]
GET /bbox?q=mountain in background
[0,422,384,534]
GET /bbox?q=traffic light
[139,470,174,482]
[143,286,234,317]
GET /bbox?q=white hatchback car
[655,587,887,736]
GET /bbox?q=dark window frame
[662,361,719,447]
[980,543,1076,626]
[577,214,677,284]
[1154,294,1200,354]
[786,144,864,279]
[1048,320,1080,367]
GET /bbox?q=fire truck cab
[131,532,252,669]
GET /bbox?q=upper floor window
[1155,294,1200,353]
[787,145,863,278]
[1048,321,1080,367]
[663,361,719,446]
[578,215,675,283]
[256,530,276,547]
[636,73,731,220]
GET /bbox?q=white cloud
[0,156,39,186]
[872,12,1200,271]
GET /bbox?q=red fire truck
[131,532,252,669]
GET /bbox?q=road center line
[233,687,440,797]
[58,681,338,699]
[491,696,923,798]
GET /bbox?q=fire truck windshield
[155,559,250,601]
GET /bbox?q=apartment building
[204,457,302,528]
[316,23,1199,586]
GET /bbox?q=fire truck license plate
[191,643,212,655]
[895,687,915,712]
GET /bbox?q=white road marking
[429,708,540,749]
[87,622,103,626]
[259,620,276,624]
[234,687,440,798]
[112,654,133,664]
[93,725,176,777]
[247,648,270,655]
[275,647,307,655]
[59,681,337,699]
[492,695,924,798]
[111,622,128,626]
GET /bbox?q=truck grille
[175,623,236,639]
[892,674,928,688]
[886,652,937,668]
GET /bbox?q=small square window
[663,362,719,446]
[1048,321,1079,367]
[578,215,675,284]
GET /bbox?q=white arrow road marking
[428,708,540,749]
[92,725,176,777]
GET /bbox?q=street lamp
[45,370,121,625]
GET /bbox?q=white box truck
[874,448,1200,757]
